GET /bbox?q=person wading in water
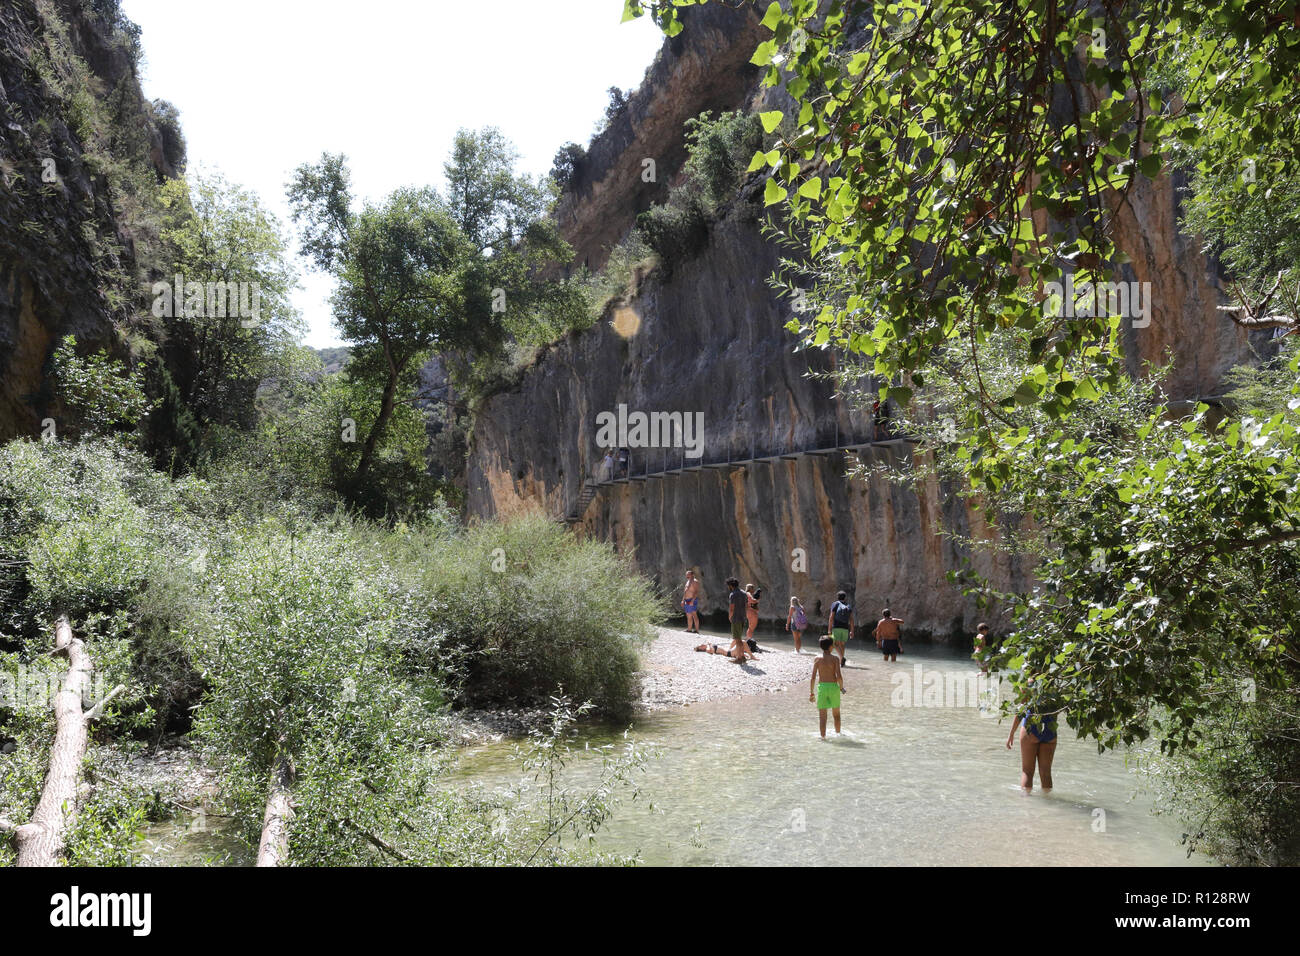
[810,636,846,738]
[1006,691,1058,792]
[874,608,904,662]
[828,590,854,665]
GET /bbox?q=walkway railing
[563,425,918,524]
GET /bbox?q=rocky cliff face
[0,0,174,441]
[466,9,1272,640]
[468,190,1034,638]
[555,4,765,273]
[1113,168,1272,400]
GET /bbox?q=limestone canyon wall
[0,0,173,441]
[466,8,1271,641]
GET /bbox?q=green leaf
[751,40,778,66]
[1137,154,1162,178]
[760,111,785,134]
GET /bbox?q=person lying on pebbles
[694,639,762,661]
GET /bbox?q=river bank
[118,626,816,819]
[638,624,816,709]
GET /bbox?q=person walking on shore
[810,636,846,738]
[682,569,701,634]
[828,590,854,665]
[786,596,808,653]
[874,608,904,662]
[726,577,752,663]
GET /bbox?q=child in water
[809,636,846,738]
[972,622,991,673]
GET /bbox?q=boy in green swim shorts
[810,636,846,737]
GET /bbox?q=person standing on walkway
[682,569,702,634]
[787,596,809,653]
[874,608,905,662]
[600,450,615,482]
[828,590,854,665]
[617,447,629,478]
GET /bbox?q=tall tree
[288,161,476,499]
[149,173,300,468]
[288,133,585,509]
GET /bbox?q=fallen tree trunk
[13,615,93,867]
[255,754,295,867]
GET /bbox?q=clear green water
[134,641,1206,866]
[136,813,249,867]
[453,641,1206,867]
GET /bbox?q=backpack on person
[793,605,808,630]
[832,601,852,628]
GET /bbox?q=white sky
[122,0,665,347]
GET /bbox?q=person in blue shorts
[681,569,701,633]
[1006,705,1058,792]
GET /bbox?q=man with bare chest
[874,608,904,662]
[682,569,701,633]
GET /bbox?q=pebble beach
[638,625,815,710]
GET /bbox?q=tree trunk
[255,754,295,867]
[13,615,93,867]
[353,368,400,492]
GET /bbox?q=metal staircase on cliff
[564,480,600,524]
[561,434,918,525]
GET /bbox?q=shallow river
[454,639,1204,867]
[137,639,1206,866]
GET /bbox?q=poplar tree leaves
[618,0,1297,454]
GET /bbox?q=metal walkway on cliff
[563,431,919,524]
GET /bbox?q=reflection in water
[454,642,1206,867]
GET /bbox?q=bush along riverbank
[0,438,661,866]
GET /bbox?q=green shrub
[633,110,764,272]
[1154,682,1300,865]
[0,439,171,627]
[404,514,660,720]
[637,199,709,273]
[181,522,441,856]
[681,110,764,209]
